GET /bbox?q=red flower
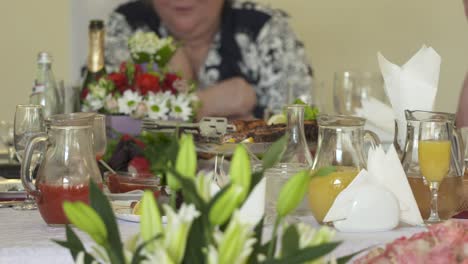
[136,73,160,95]
[162,73,181,94]
[128,156,151,174]
[81,87,89,100]
[108,73,128,93]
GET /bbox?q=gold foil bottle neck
[87,27,105,73]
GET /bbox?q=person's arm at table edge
[456,73,468,127]
[195,77,257,119]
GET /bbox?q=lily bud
[229,144,251,201]
[209,185,244,226]
[162,204,200,263]
[63,201,107,246]
[276,170,310,217]
[140,191,163,252]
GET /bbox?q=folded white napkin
[324,145,424,231]
[355,96,395,143]
[378,45,440,146]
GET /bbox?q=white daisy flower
[85,93,104,112]
[146,93,170,120]
[117,90,142,115]
[169,94,192,121]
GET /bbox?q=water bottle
[31,52,60,117]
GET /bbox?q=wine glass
[93,114,107,161]
[418,120,452,223]
[0,121,15,163]
[13,104,45,210]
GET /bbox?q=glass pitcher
[401,110,464,220]
[309,115,380,222]
[21,112,102,225]
[264,105,313,224]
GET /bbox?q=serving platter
[0,179,26,201]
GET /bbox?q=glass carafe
[264,105,313,224]
[21,112,102,225]
[309,115,380,223]
[401,110,464,220]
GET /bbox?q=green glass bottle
[81,20,107,100]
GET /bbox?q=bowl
[104,171,161,194]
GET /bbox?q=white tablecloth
[0,209,425,264]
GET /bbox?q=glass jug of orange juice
[309,115,380,222]
[401,110,465,220]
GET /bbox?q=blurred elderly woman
[106,0,313,119]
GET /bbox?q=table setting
[1,38,468,264]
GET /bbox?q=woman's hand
[196,77,257,120]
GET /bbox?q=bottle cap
[89,20,104,30]
[37,52,52,64]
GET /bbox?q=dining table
[0,208,427,264]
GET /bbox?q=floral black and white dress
[105,0,313,117]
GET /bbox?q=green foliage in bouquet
[55,134,359,264]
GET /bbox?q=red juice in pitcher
[36,183,101,225]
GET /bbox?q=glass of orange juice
[418,120,452,223]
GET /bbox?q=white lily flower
[74,251,99,264]
[117,90,142,115]
[213,211,257,264]
[296,223,335,248]
[169,94,192,121]
[194,171,215,202]
[146,92,170,120]
[143,248,176,264]
[162,204,200,263]
[90,244,110,263]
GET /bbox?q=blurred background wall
[0,0,466,121]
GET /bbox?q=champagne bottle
[81,20,106,99]
[31,52,60,117]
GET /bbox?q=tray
[196,142,272,156]
[0,179,26,201]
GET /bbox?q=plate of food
[353,220,468,263]
[111,200,167,223]
[196,119,317,156]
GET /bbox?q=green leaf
[261,242,341,264]
[247,217,266,264]
[175,134,197,179]
[276,170,310,217]
[292,98,319,121]
[140,191,163,253]
[208,185,243,226]
[262,136,287,170]
[167,167,205,210]
[250,171,264,193]
[182,217,206,264]
[312,166,336,177]
[281,225,300,258]
[336,248,369,264]
[155,45,176,67]
[53,225,95,264]
[63,201,108,246]
[88,180,126,264]
[229,144,251,201]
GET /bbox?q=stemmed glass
[13,104,46,210]
[93,114,107,161]
[418,120,452,223]
[0,121,15,163]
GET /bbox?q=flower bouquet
[55,135,358,264]
[81,31,198,122]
